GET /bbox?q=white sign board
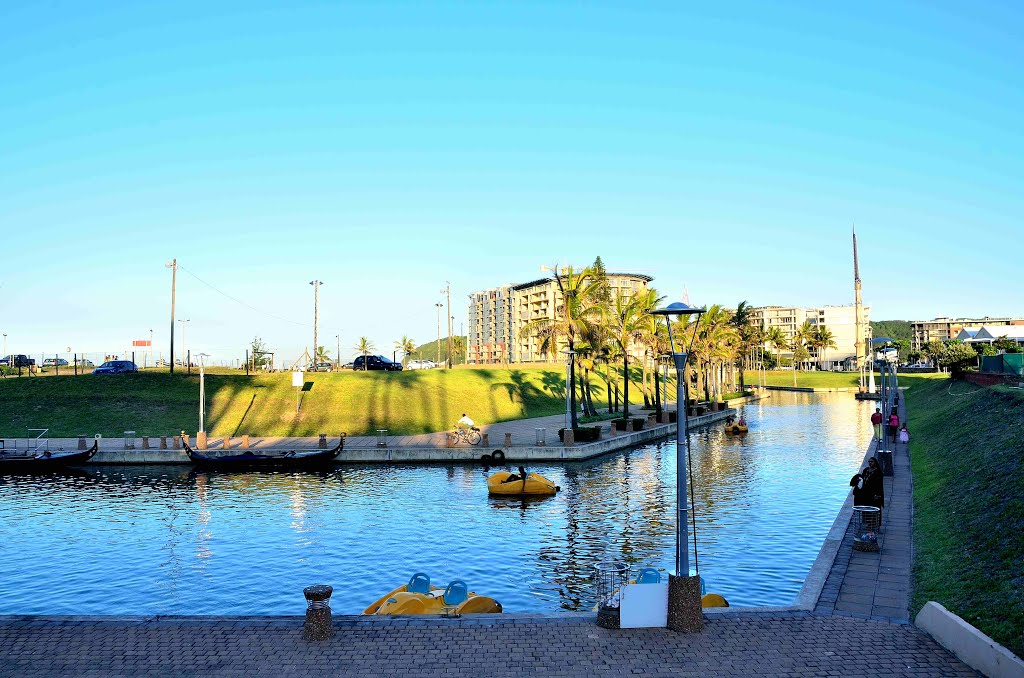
[619,583,669,628]
[292,371,304,388]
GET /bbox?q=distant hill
[412,336,468,365]
[871,320,911,344]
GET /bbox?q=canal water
[0,391,872,615]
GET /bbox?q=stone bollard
[563,429,575,447]
[504,432,512,448]
[197,431,208,450]
[160,436,168,449]
[446,432,456,449]
[302,585,335,641]
[77,436,87,451]
[481,433,489,446]
[172,435,180,450]
[223,437,232,450]
[241,435,250,449]
[142,437,150,449]
[609,423,618,437]
[318,434,327,449]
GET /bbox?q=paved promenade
[0,612,974,677]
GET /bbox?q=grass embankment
[906,375,1024,656]
[749,370,867,389]
[0,367,653,438]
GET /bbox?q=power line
[177,264,317,329]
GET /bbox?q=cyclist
[456,413,475,432]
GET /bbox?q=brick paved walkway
[0,612,975,677]
[814,394,913,622]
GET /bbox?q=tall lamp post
[651,301,705,633]
[178,319,190,369]
[197,353,210,433]
[561,349,576,431]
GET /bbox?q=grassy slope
[749,370,866,389]
[905,375,1024,656]
[0,366,652,438]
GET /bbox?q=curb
[915,602,1024,678]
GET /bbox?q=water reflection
[0,392,871,615]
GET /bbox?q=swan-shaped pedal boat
[487,471,559,496]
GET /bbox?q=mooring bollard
[563,428,575,447]
[77,436,87,451]
[318,433,327,449]
[241,434,250,449]
[141,437,150,449]
[504,432,512,448]
[160,435,168,449]
[196,431,208,450]
[302,585,335,641]
[171,435,179,450]
[481,432,490,446]
[223,437,232,450]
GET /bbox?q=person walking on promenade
[887,411,900,443]
[871,408,883,440]
[898,423,910,445]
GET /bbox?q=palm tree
[395,335,416,367]
[315,346,330,369]
[765,326,788,371]
[813,326,838,371]
[607,290,647,420]
[354,337,375,370]
[730,301,753,391]
[795,320,817,371]
[520,265,605,429]
[689,305,738,401]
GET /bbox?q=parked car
[306,362,334,371]
[93,360,139,374]
[340,361,354,370]
[43,358,70,367]
[352,355,403,371]
[0,355,35,368]
[406,359,434,370]
[75,358,95,367]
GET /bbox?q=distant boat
[182,438,343,469]
[0,442,98,472]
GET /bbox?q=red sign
[132,340,152,347]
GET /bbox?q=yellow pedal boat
[724,423,748,434]
[487,471,559,496]
[364,574,502,615]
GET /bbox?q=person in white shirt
[456,414,475,431]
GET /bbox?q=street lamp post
[561,349,576,432]
[197,353,210,433]
[335,334,340,372]
[165,259,177,374]
[651,301,705,633]
[178,319,190,370]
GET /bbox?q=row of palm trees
[521,260,842,427]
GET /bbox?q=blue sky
[2,1,1021,363]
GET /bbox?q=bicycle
[451,427,482,446]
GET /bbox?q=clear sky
[2,1,1021,364]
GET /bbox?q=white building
[750,304,871,370]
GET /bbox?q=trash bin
[535,428,546,446]
[124,431,136,450]
[594,561,629,629]
[852,506,882,552]
[376,429,388,448]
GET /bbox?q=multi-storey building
[750,304,871,369]
[911,317,1024,351]
[467,271,653,365]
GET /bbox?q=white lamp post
[651,301,705,632]
[197,353,210,432]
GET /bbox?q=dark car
[93,360,139,374]
[352,355,403,371]
[0,355,35,368]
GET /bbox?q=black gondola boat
[182,437,344,469]
[0,441,98,472]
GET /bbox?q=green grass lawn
[748,370,868,389]
[0,366,654,438]
[905,374,1024,656]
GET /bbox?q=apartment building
[750,304,871,369]
[467,271,653,365]
[911,317,1024,351]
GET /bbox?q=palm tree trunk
[622,355,630,420]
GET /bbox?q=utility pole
[335,334,340,372]
[165,259,177,373]
[442,281,452,368]
[435,302,443,366]
[309,280,322,370]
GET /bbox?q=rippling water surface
[0,392,872,615]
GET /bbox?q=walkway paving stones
[0,613,976,677]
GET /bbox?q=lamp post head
[652,302,704,356]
